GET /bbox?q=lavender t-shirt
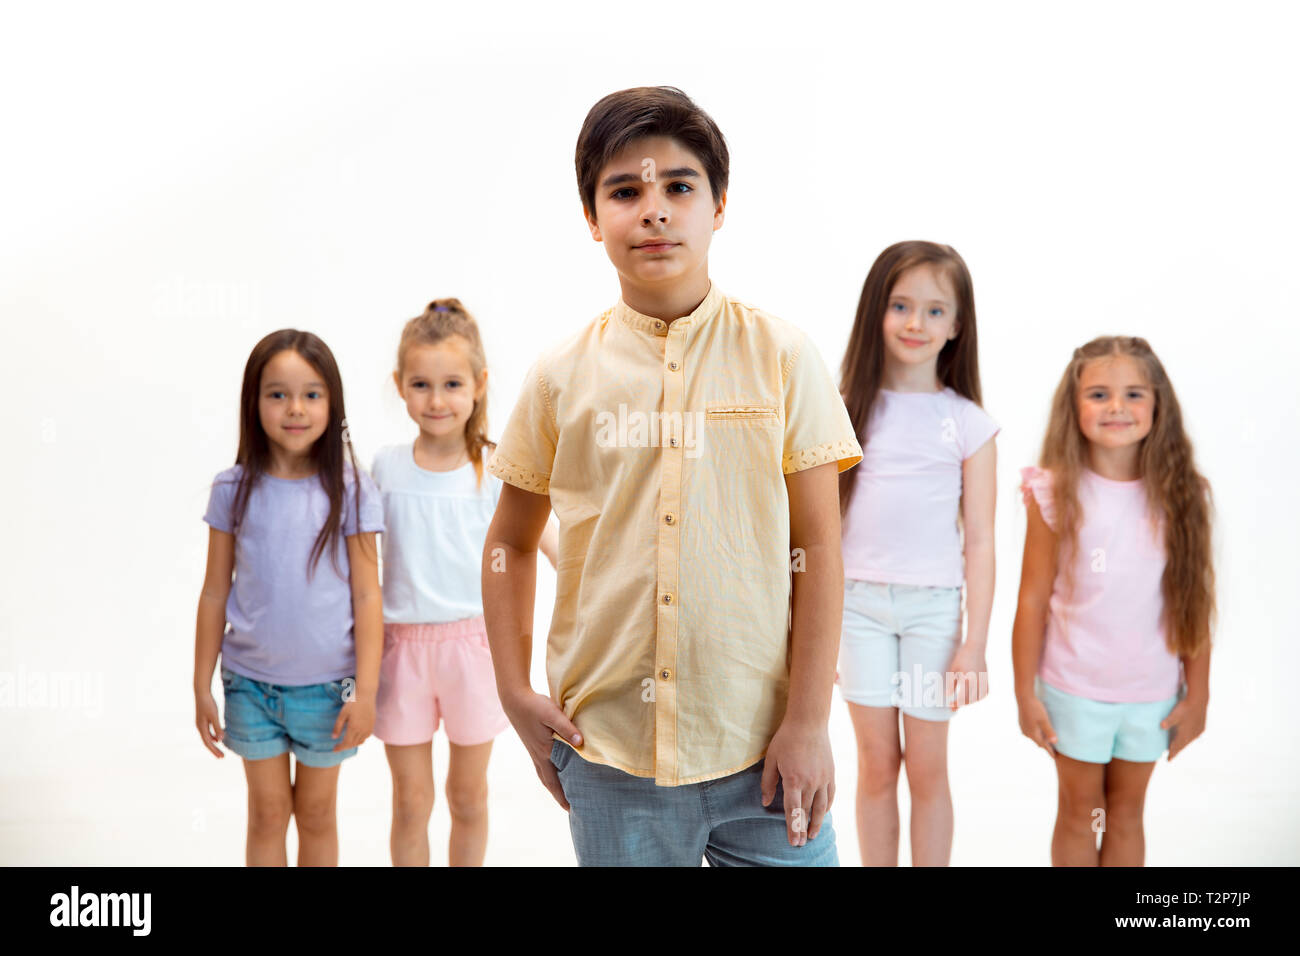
[202,463,385,685]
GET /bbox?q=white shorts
[838,579,964,722]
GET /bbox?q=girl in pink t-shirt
[1013,335,1216,866]
[837,241,998,866]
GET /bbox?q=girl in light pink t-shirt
[837,241,998,867]
[1013,335,1216,867]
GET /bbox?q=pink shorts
[374,616,510,746]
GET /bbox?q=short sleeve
[487,360,557,495]
[958,400,1000,460]
[344,467,386,536]
[1019,465,1057,532]
[202,469,237,533]
[781,333,863,475]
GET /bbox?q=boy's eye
[612,187,636,200]
[668,181,692,194]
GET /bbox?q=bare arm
[947,439,997,709]
[483,483,580,809]
[483,484,550,702]
[959,439,996,653]
[333,532,382,750]
[1166,640,1211,760]
[347,533,383,698]
[1012,495,1059,753]
[762,460,841,846]
[194,527,234,757]
[1012,497,1057,696]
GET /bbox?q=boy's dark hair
[575,86,729,220]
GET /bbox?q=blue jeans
[549,741,839,866]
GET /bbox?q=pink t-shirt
[841,387,999,587]
[1020,465,1183,702]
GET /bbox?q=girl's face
[394,338,486,442]
[1076,355,1155,450]
[258,349,330,455]
[881,264,960,375]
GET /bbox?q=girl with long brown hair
[1013,336,1215,865]
[369,298,557,866]
[194,330,385,865]
[837,241,998,865]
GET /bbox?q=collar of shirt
[613,282,724,337]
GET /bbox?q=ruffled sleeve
[1019,465,1057,532]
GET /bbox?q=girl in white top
[837,242,998,866]
[372,298,557,867]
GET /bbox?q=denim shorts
[838,579,964,721]
[1035,676,1182,764]
[549,741,839,867]
[221,666,358,768]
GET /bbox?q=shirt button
[654,320,665,331]
[668,361,678,371]
[660,668,671,681]
[662,593,673,604]
[669,437,679,447]
[664,513,674,525]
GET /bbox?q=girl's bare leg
[292,761,342,866]
[242,753,293,866]
[901,714,953,866]
[846,702,903,866]
[385,741,435,866]
[447,740,494,867]
[1100,758,1156,866]
[1052,753,1106,866]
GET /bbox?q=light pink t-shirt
[1020,465,1183,702]
[841,387,999,587]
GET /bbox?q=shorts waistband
[384,615,487,642]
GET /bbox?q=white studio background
[1,1,1296,865]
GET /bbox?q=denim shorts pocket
[322,678,354,704]
[220,667,238,691]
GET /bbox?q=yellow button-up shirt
[488,282,862,785]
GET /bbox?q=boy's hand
[945,642,989,711]
[1163,694,1207,761]
[195,690,224,758]
[332,689,375,751]
[760,721,834,847]
[1016,696,1057,755]
[502,689,583,811]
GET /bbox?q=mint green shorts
[1034,676,1182,764]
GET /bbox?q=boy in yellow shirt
[482,86,862,866]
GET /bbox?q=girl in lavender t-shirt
[193,330,384,866]
[837,242,998,867]
[1013,335,1215,866]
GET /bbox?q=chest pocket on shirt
[706,403,780,422]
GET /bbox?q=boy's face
[584,135,725,293]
